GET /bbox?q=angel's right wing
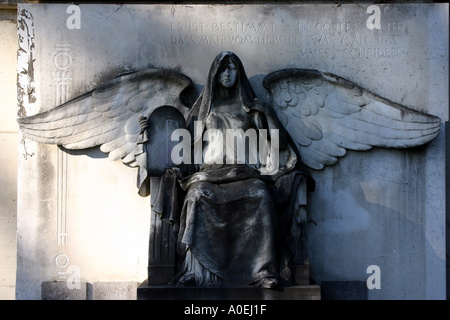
[17,69,192,167]
[263,69,441,170]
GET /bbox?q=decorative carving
[17,51,441,289]
[263,69,441,170]
[18,69,192,167]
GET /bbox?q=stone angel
[17,51,441,289]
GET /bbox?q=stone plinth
[41,281,87,300]
[320,281,367,300]
[137,281,320,300]
[91,281,138,300]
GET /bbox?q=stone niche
[16,3,447,300]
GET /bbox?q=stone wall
[0,7,18,300]
[1,1,448,300]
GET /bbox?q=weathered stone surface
[41,281,87,300]
[0,19,18,300]
[91,281,138,300]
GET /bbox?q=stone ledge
[137,281,321,300]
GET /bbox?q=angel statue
[17,51,441,289]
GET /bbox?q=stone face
[16,3,447,300]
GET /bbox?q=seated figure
[138,51,314,289]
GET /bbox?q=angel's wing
[263,69,441,170]
[17,69,192,167]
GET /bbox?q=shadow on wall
[307,143,444,300]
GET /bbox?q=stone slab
[320,281,368,300]
[137,282,321,300]
[41,281,87,300]
[91,281,139,300]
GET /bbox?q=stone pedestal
[142,249,318,300]
[140,261,318,300]
[41,281,87,300]
[137,282,320,300]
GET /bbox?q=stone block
[91,281,139,300]
[41,281,87,300]
[320,281,368,300]
[137,281,320,300]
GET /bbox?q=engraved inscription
[298,20,407,59]
[171,21,276,32]
[170,20,301,46]
[169,18,409,60]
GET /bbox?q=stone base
[320,281,368,300]
[137,281,321,300]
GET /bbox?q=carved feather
[17,69,192,166]
[263,69,441,170]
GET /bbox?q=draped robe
[139,51,314,287]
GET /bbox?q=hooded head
[186,51,257,127]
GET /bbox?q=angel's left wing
[263,69,441,170]
[17,69,192,167]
